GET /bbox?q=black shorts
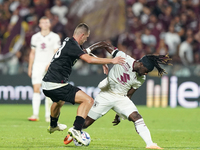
[43,84,80,104]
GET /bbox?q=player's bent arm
[80,54,125,65]
[28,48,35,77]
[103,43,117,54]
[127,87,137,99]
[85,41,110,54]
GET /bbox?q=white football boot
[68,127,86,146]
[47,123,67,134]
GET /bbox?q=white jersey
[31,31,61,63]
[107,51,146,95]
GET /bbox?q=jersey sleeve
[54,34,61,50]
[31,35,36,49]
[112,50,126,58]
[66,42,85,57]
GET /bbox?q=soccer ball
[73,131,91,146]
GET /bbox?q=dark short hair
[75,23,90,34]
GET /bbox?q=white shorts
[88,91,138,120]
[32,63,48,84]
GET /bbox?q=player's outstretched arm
[80,54,125,65]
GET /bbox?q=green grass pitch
[0,104,199,150]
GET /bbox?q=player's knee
[128,111,142,122]
[57,100,65,107]
[88,97,94,106]
[33,85,41,93]
[33,88,40,93]
[84,97,94,106]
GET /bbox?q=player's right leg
[28,84,41,121]
[47,100,67,134]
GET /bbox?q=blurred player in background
[64,42,171,149]
[42,23,125,146]
[28,16,61,122]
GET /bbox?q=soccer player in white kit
[64,43,172,149]
[28,16,61,122]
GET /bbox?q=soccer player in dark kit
[42,23,125,145]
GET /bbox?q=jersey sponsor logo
[117,73,130,85]
[122,63,130,72]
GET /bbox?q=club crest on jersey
[41,43,46,49]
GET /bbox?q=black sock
[50,114,60,127]
[73,116,85,131]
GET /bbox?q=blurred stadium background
[0,0,200,108]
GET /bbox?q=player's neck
[73,35,80,45]
[40,30,51,37]
[132,61,137,72]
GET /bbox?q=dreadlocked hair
[146,54,172,77]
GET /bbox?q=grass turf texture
[0,104,199,150]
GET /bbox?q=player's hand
[112,56,125,65]
[102,64,109,75]
[112,114,121,126]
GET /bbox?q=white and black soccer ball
[73,131,91,146]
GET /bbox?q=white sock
[134,118,154,147]
[32,93,41,117]
[45,97,52,118]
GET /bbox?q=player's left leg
[64,116,96,145]
[113,97,163,149]
[68,90,94,146]
[65,91,111,145]
[45,97,53,122]
[128,112,163,149]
